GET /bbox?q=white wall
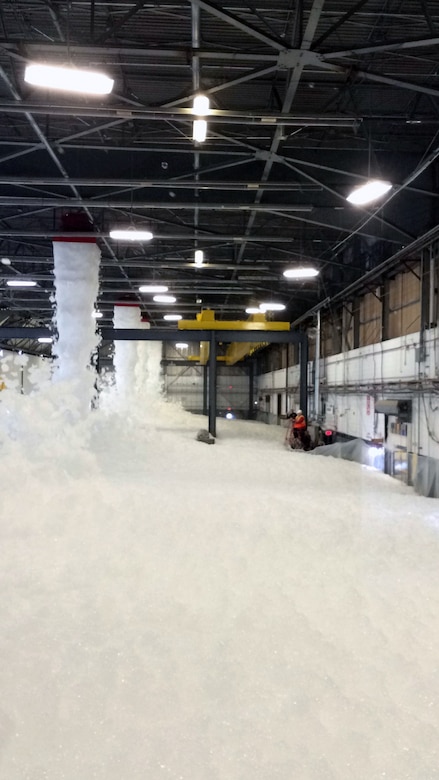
[257,328,439,460]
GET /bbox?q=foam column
[113,304,163,404]
[114,304,145,401]
[52,238,101,415]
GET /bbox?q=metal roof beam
[0,197,313,211]
[194,0,286,52]
[162,65,278,109]
[230,0,326,296]
[0,101,358,126]
[419,0,437,36]
[9,34,438,65]
[265,209,403,243]
[351,69,439,100]
[0,328,305,345]
[0,230,322,242]
[291,221,439,328]
[96,0,147,43]
[0,66,134,299]
[0,41,279,63]
[11,215,394,244]
[329,142,439,258]
[322,35,439,59]
[312,0,370,49]
[279,158,414,241]
[0,176,320,191]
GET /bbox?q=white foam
[52,240,101,416]
[0,382,438,778]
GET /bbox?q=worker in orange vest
[292,409,307,445]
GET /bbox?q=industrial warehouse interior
[1,2,439,779]
[0,0,438,332]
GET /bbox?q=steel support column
[314,309,321,420]
[208,331,217,437]
[299,333,308,417]
[248,361,255,419]
[203,363,208,415]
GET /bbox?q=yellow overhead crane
[178,309,290,365]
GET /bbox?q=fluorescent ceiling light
[24,63,114,95]
[283,267,319,279]
[245,306,261,314]
[194,249,204,266]
[259,302,286,312]
[6,279,37,287]
[38,337,53,343]
[92,310,103,318]
[193,94,210,116]
[109,229,153,241]
[175,342,188,348]
[139,284,168,293]
[164,314,182,321]
[154,294,176,303]
[193,119,207,143]
[346,179,392,205]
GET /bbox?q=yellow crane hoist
[178,309,289,365]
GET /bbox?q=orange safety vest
[293,413,306,430]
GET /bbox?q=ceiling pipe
[0,230,307,241]
[0,101,359,127]
[0,197,313,211]
[0,177,321,190]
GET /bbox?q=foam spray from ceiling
[143,338,163,400]
[52,227,101,417]
[114,304,162,403]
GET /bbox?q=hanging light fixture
[109,229,153,241]
[192,94,209,143]
[259,302,286,312]
[6,279,37,287]
[154,294,176,303]
[192,120,207,143]
[283,267,319,279]
[245,306,261,314]
[164,314,182,321]
[194,249,204,267]
[24,63,114,95]
[193,94,210,115]
[139,284,168,293]
[346,179,392,205]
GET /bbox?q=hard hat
[297,409,302,414]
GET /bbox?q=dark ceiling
[0,0,439,352]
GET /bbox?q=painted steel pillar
[208,331,217,437]
[202,363,208,415]
[248,360,255,419]
[314,309,321,419]
[299,333,308,419]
